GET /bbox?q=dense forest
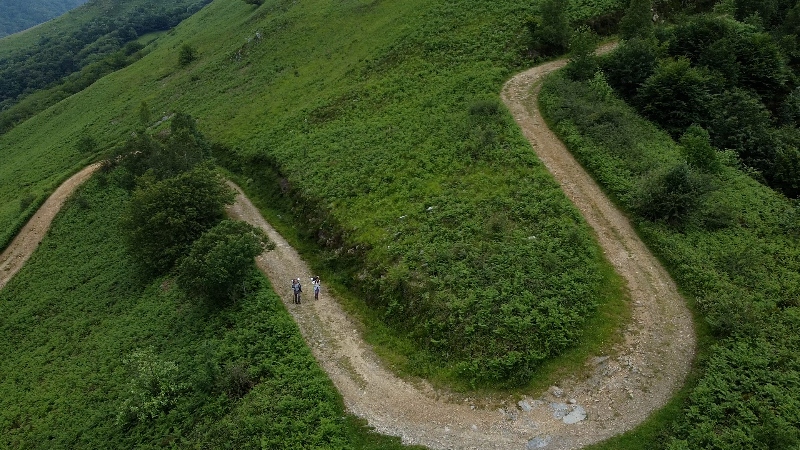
[601,0,800,198]
[0,0,88,37]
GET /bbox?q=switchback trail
[227,48,696,446]
[2,55,695,449]
[0,163,101,290]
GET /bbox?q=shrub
[527,0,571,57]
[635,57,720,136]
[619,0,655,40]
[601,37,661,100]
[179,44,197,67]
[116,348,186,425]
[177,219,273,303]
[122,164,235,275]
[680,124,721,173]
[635,161,711,224]
[565,27,599,81]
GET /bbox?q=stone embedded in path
[563,406,587,424]
[518,400,533,412]
[550,403,569,419]
[527,436,552,449]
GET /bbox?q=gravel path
[2,53,695,449]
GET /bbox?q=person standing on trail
[291,278,302,304]
[311,276,321,300]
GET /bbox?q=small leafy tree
[116,348,186,425]
[528,0,571,57]
[620,0,654,40]
[122,164,235,275]
[635,162,710,224]
[178,43,197,66]
[601,37,660,100]
[565,27,599,81]
[177,220,273,303]
[636,57,719,136]
[680,124,721,173]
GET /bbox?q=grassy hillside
[0,172,420,449]
[0,0,627,385]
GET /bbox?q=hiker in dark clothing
[291,278,302,304]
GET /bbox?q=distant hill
[0,0,89,37]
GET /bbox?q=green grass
[1,0,628,385]
[540,70,800,449]
[0,172,423,449]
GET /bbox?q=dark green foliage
[241,0,264,5]
[541,70,800,450]
[115,113,210,182]
[179,43,198,67]
[122,165,235,275]
[177,220,273,303]
[116,347,187,425]
[75,133,97,154]
[619,0,654,40]
[635,162,711,224]
[680,124,720,173]
[635,57,720,136]
[565,27,599,81]
[600,37,661,99]
[528,0,571,57]
[706,89,776,173]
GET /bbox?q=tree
[680,124,721,173]
[528,0,571,57]
[565,27,599,81]
[122,164,235,275]
[178,44,197,66]
[620,0,654,40]
[116,112,210,182]
[635,162,710,224]
[177,220,273,303]
[636,57,720,136]
[601,37,660,100]
[706,88,776,172]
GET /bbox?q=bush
[565,27,599,81]
[635,161,711,224]
[619,0,655,40]
[122,164,235,275]
[680,124,721,173]
[601,37,661,100]
[179,44,197,67]
[116,348,186,425]
[177,219,273,303]
[527,0,570,57]
[635,57,720,136]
